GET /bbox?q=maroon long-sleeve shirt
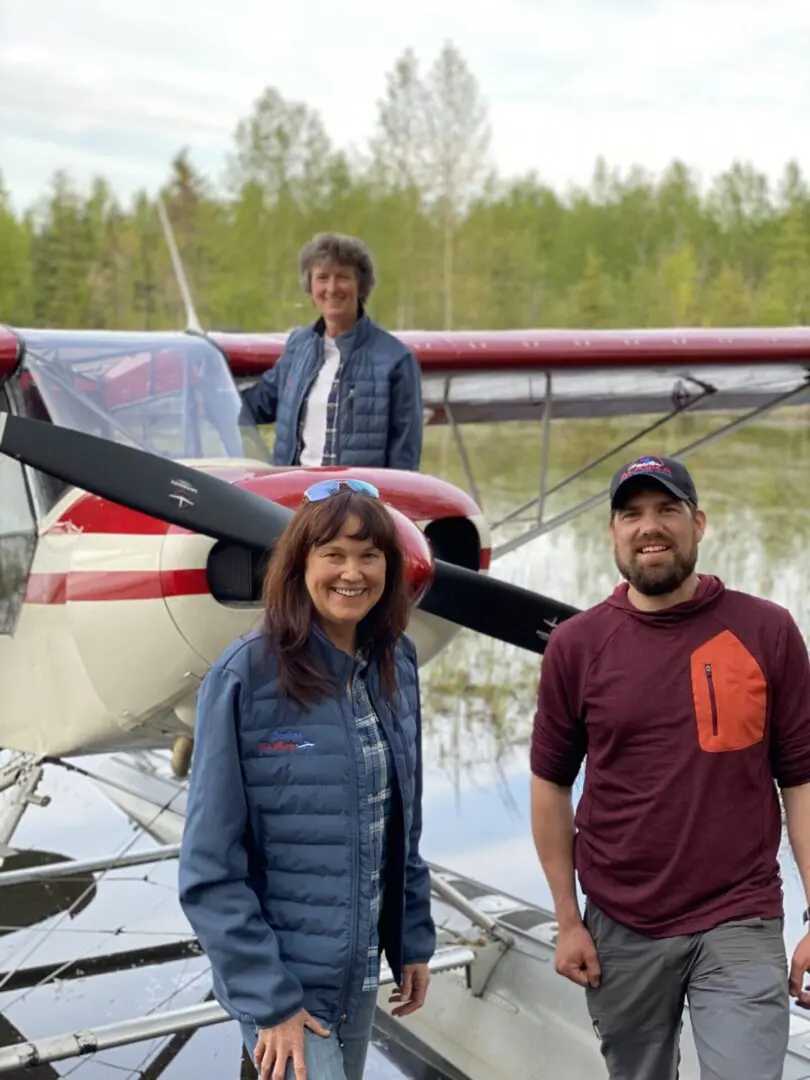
[530,574,810,937]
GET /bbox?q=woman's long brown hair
[260,489,411,708]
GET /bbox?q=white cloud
[1,0,808,212]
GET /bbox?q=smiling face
[304,513,387,638]
[309,260,359,333]
[610,483,706,599]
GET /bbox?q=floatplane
[2,198,810,1077]
[0,308,809,1077]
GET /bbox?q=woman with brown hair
[240,232,423,472]
[178,478,435,1080]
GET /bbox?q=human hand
[254,1008,329,1080]
[389,962,430,1017]
[790,931,810,1008]
[554,923,601,989]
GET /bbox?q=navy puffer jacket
[178,627,435,1029]
[241,312,423,470]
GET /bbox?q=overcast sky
[2,0,808,213]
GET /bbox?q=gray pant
[583,901,790,1080]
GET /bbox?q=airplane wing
[211,327,810,424]
[139,192,810,426]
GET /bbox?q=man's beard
[615,537,698,596]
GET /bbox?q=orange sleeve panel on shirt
[690,630,768,754]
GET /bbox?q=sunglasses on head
[303,478,380,502]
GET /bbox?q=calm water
[1,405,809,1075]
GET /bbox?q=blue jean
[241,990,378,1080]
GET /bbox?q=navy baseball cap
[610,455,698,509]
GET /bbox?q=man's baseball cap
[610,454,698,509]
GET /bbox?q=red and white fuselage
[0,461,489,760]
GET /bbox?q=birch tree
[367,48,432,327]
[227,87,336,322]
[421,42,491,329]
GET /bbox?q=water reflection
[0,849,96,939]
[0,763,227,1076]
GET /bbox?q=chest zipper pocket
[346,385,355,430]
[704,663,718,736]
[690,631,767,753]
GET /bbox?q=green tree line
[1,41,809,333]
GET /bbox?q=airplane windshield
[9,330,270,513]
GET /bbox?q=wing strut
[0,946,477,1072]
[491,371,810,560]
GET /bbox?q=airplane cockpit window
[7,331,270,514]
[7,372,71,512]
[0,391,37,635]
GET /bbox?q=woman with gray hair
[242,232,423,471]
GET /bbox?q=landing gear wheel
[171,735,194,778]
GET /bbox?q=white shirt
[299,335,341,466]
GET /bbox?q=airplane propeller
[0,413,579,653]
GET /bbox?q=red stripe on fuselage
[51,496,171,536]
[24,570,210,604]
[25,573,67,604]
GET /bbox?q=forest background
[1,42,808,334]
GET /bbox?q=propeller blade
[0,414,292,550]
[420,560,580,654]
[0,413,578,655]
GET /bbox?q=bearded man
[529,454,810,1080]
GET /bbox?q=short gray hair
[298,232,376,302]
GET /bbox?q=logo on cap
[623,456,673,479]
